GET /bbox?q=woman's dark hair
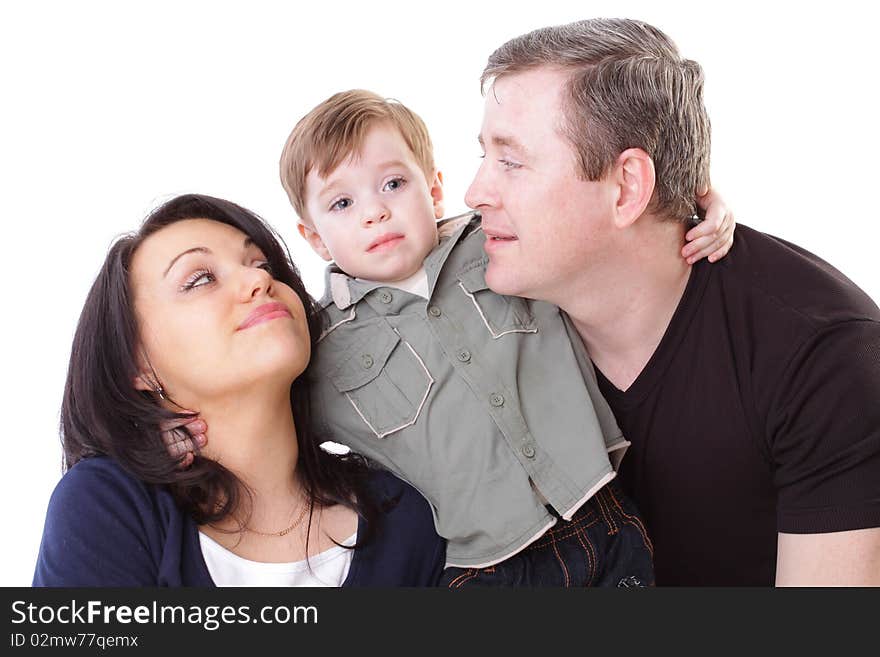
[61,193,379,542]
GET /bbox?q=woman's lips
[367,233,405,253]
[237,302,292,330]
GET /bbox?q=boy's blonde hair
[279,89,435,223]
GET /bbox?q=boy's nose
[362,206,390,227]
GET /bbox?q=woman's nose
[240,265,273,300]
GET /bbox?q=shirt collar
[319,212,479,311]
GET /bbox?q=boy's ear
[297,222,333,261]
[430,170,444,220]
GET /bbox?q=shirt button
[428,306,442,317]
[489,393,504,407]
[361,354,374,369]
[457,349,471,363]
[379,291,392,304]
[521,444,536,458]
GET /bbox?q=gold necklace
[244,500,310,537]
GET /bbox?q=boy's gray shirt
[308,213,626,567]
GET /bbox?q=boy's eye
[181,269,215,291]
[330,197,353,212]
[382,176,406,192]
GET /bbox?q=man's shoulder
[719,224,880,327]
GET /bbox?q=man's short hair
[481,18,711,221]
[279,89,435,223]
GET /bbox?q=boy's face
[300,123,443,283]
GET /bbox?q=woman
[33,194,445,586]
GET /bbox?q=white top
[358,267,429,299]
[198,531,358,587]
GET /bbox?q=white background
[2,1,878,586]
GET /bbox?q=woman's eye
[181,269,215,291]
[258,261,274,276]
[499,159,522,170]
[382,177,406,192]
[330,197,352,212]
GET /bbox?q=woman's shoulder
[48,456,152,511]
[345,467,445,586]
[363,468,433,523]
[34,456,188,586]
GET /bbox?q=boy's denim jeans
[440,480,654,587]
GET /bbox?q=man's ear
[297,222,333,261]
[430,170,445,220]
[612,148,655,229]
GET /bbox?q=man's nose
[465,162,495,210]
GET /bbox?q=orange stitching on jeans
[575,526,597,587]
[592,490,612,534]
[598,489,619,535]
[454,569,481,587]
[551,539,571,587]
[536,521,571,587]
[606,486,654,556]
[527,519,601,550]
[446,568,477,588]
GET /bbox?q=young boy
[272,89,732,586]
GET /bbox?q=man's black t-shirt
[597,225,880,585]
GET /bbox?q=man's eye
[382,177,406,192]
[181,269,215,291]
[330,197,352,212]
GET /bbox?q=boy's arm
[682,188,735,264]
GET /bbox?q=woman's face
[129,218,310,408]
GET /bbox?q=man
[465,18,880,585]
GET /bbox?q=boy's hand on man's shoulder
[683,188,735,264]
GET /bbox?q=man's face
[301,123,442,283]
[465,67,617,301]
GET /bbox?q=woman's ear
[297,222,333,261]
[133,373,154,392]
[430,170,444,220]
[132,349,162,396]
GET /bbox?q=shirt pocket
[457,265,538,338]
[328,321,434,439]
